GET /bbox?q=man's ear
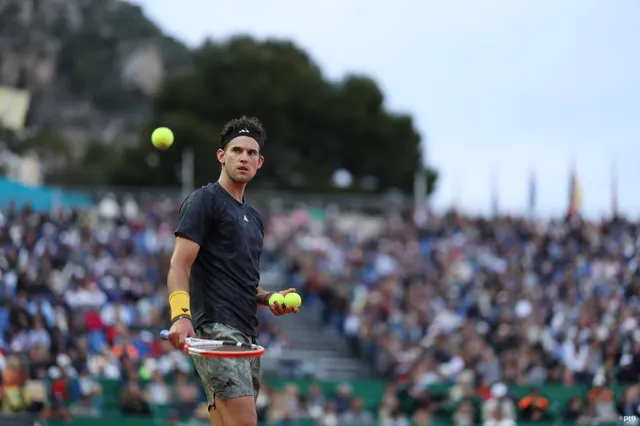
[216,149,225,164]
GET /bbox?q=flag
[528,170,536,215]
[567,166,582,219]
[611,161,619,217]
[491,169,499,217]
[451,179,460,213]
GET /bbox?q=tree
[109,36,438,195]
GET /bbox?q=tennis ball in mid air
[151,127,174,150]
[284,293,302,309]
[269,293,285,307]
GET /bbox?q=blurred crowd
[1,195,639,425]
[281,209,640,424]
[0,197,287,420]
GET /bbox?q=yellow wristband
[169,291,191,320]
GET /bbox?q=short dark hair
[219,116,266,151]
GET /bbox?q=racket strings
[187,340,260,352]
[190,344,252,352]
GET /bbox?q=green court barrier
[42,379,627,426]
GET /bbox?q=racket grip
[159,330,170,340]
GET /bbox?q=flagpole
[491,168,498,218]
[528,169,536,218]
[568,160,582,222]
[181,148,194,200]
[611,160,618,218]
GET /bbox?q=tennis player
[166,116,298,426]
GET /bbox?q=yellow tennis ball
[151,127,174,150]
[284,293,301,308]
[269,293,285,306]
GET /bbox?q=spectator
[1,356,25,413]
[281,383,301,418]
[340,397,374,425]
[143,369,171,405]
[69,368,102,417]
[265,391,290,424]
[120,382,151,416]
[255,381,272,423]
[306,383,326,420]
[617,353,640,384]
[172,371,199,420]
[586,374,619,423]
[517,387,550,421]
[562,397,589,425]
[411,409,432,426]
[482,383,516,426]
[318,400,339,426]
[333,382,353,414]
[22,375,47,414]
[617,385,640,422]
[380,408,410,426]
[378,391,402,425]
[453,399,477,426]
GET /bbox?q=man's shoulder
[183,183,215,200]
[194,182,224,206]
[199,182,220,196]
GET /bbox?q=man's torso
[183,183,264,336]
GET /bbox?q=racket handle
[159,330,170,340]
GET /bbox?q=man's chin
[230,173,253,184]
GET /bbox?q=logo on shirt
[243,215,249,222]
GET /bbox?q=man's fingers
[169,334,179,349]
[280,288,297,295]
[270,299,300,316]
[270,303,281,316]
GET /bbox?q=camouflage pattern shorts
[192,322,261,409]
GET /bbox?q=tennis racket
[159,330,265,359]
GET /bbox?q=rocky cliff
[0,0,190,145]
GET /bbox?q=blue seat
[0,308,9,332]
[88,330,107,353]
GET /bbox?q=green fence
[44,417,625,426]
[41,378,625,426]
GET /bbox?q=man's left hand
[269,288,300,316]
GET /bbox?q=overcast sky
[131,0,639,218]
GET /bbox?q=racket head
[159,329,265,359]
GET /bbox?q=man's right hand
[168,317,195,349]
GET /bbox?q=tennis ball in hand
[269,293,285,307]
[151,127,174,150]
[284,293,302,309]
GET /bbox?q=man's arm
[256,286,299,317]
[168,236,200,321]
[255,286,273,307]
[168,188,212,323]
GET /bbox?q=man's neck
[218,173,246,203]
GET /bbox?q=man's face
[217,136,264,183]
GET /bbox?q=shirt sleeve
[174,188,214,246]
